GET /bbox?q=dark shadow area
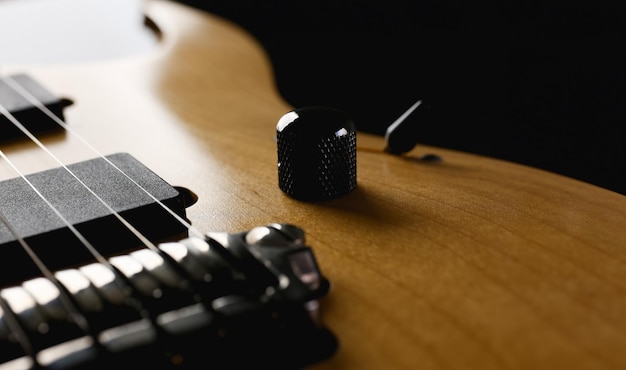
[176,0,626,195]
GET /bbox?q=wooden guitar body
[2,1,626,369]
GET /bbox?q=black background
[176,0,625,195]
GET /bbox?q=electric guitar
[1,1,626,369]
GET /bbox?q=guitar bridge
[0,224,337,369]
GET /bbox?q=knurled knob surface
[276,107,357,201]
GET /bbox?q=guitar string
[0,203,91,335]
[0,77,201,329]
[0,75,204,240]
[0,149,111,266]
[0,150,152,364]
[0,99,221,364]
[0,101,161,255]
[0,79,201,325]
[0,148,142,321]
[0,112,162,311]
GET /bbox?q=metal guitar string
[0,136,178,367]
[0,203,91,336]
[0,101,161,254]
[0,96,175,316]
[0,76,207,327]
[0,149,111,266]
[0,101,168,359]
[0,75,204,240]
[0,74,209,321]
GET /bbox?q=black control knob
[276,107,357,201]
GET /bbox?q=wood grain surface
[2,1,626,369]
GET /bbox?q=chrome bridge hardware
[0,223,337,369]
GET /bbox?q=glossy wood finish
[2,1,626,369]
